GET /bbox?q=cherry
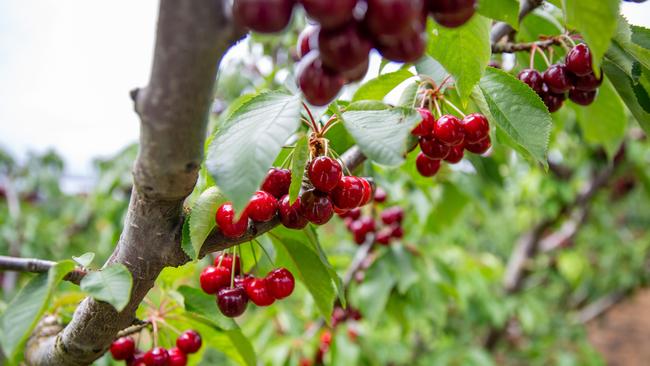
[176,330,202,354]
[216,203,249,239]
[391,225,404,238]
[318,23,373,73]
[247,191,278,222]
[358,178,373,206]
[297,51,345,106]
[331,176,365,210]
[460,113,489,144]
[573,72,602,91]
[217,287,249,317]
[419,136,451,160]
[444,145,465,164]
[375,229,392,245]
[245,278,276,306]
[143,347,169,366]
[359,216,376,234]
[234,273,254,289]
[350,220,369,244]
[465,136,492,155]
[376,30,426,63]
[308,156,343,193]
[300,358,314,366]
[200,266,231,294]
[373,187,387,203]
[380,206,404,225]
[266,268,296,299]
[214,254,241,275]
[301,190,334,225]
[569,89,597,106]
[278,195,309,229]
[334,206,349,216]
[434,115,465,146]
[127,353,146,366]
[565,43,593,76]
[518,69,544,94]
[110,336,135,360]
[299,0,358,30]
[320,330,333,346]
[365,0,425,37]
[543,64,572,93]
[342,58,370,82]
[331,306,348,327]
[167,348,187,366]
[416,152,441,177]
[297,26,319,59]
[261,168,292,199]
[542,91,565,113]
[233,0,296,34]
[428,0,476,28]
[347,207,362,220]
[412,108,435,137]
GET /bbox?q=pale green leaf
[477,0,519,30]
[188,187,227,260]
[352,69,414,102]
[178,285,238,331]
[80,264,133,312]
[303,226,346,307]
[557,251,588,286]
[603,59,650,133]
[72,252,95,268]
[415,55,449,86]
[289,134,309,204]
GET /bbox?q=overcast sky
[1,1,649,185]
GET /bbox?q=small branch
[115,320,151,338]
[0,256,87,285]
[576,291,627,324]
[490,0,545,44]
[492,38,562,54]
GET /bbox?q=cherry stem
[433,76,452,95]
[320,115,339,136]
[157,317,182,335]
[432,98,443,118]
[216,251,225,268]
[302,102,320,134]
[530,44,537,69]
[563,33,577,47]
[443,98,466,118]
[534,46,552,67]
[152,318,159,348]
[329,148,352,176]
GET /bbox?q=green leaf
[477,0,519,30]
[223,329,257,366]
[427,15,491,101]
[303,226,346,307]
[564,0,620,71]
[289,134,309,204]
[178,285,238,331]
[353,257,396,325]
[415,55,449,86]
[631,24,650,50]
[206,91,302,212]
[475,67,552,166]
[188,187,227,259]
[341,107,421,166]
[181,212,194,259]
[603,59,650,133]
[557,251,588,286]
[72,252,95,268]
[0,260,75,362]
[80,264,133,312]
[352,69,414,102]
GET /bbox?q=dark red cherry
[444,145,465,164]
[247,191,278,222]
[234,273,254,289]
[373,187,387,203]
[428,0,476,28]
[110,337,135,360]
[216,203,249,238]
[573,72,603,91]
[143,347,169,366]
[351,221,369,244]
[331,176,365,210]
[359,216,376,234]
[566,43,593,76]
[416,153,441,177]
[375,229,392,245]
[461,113,490,144]
[245,278,276,306]
[358,178,373,206]
[127,352,146,366]
[518,69,544,94]
[391,225,404,238]
[419,136,451,160]
[434,115,465,146]
[412,108,435,137]
[176,330,202,354]
[167,348,187,366]
[342,59,369,82]
[348,207,362,220]
[365,0,425,37]
[261,168,292,199]
[297,26,319,59]
[233,0,296,34]
[376,30,426,63]
[214,254,241,275]
[569,89,597,106]
[297,51,345,106]
[266,268,295,299]
[200,266,231,294]
[301,190,334,225]
[217,287,249,318]
[465,136,492,155]
[542,91,565,113]
[308,156,343,193]
[318,23,373,73]
[380,206,404,225]
[278,195,309,229]
[543,64,572,93]
[299,0,358,29]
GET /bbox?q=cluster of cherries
[518,43,602,113]
[299,307,363,366]
[232,0,477,106]
[109,330,202,366]
[199,254,295,318]
[339,188,405,246]
[412,108,491,177]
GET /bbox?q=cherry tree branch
[490,0,545,44]
[0,256,87,285]
[491,37,563,54]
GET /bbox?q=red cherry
[176,330,202,354]
[127,352,146,366]
[331,176,365,210]
[245,278,276,306]
[266,268,296,299]
[299,0,358,30]
[444,145,464,164]
[365,0,426,37]
[234,273,254,289]
[167,348,187,366]
[350,220,369,244]
[300,358,314,366]
[565,43,593,76]
[214,254,241,274]
[342,58,370,83]
[543,64,572,93]
[376,30,426,63]
[300,190,334,225]
[391,225,404,239]
[573,72,602,91]
[465,137,492,155]
[200,266,231,294]
[428,0,476,28]
[318,22,373,73]
[460,113,490,144]
[297,51,345,106]
[143,347,169,366]
[233,0,296,34]
[434,115,465,146]
[320,330,333,346]
[247,191,278,222]
[542,91,565,113]
[358,178,373,206]
[297,26,319,59]
[416,153,441,177]
[110,337,135,360]
[373,187,387,203]
[261,168,292,199]
[347,208,362,220]
[518,69,544,94]
[569,89,597,106]
[334,206,350,216]
[412,108,435,137]
[217,287,249,318]
[278,195,309,229]
[216,203,249,238]
[380,206,404,225]
[375,229,392,245]
[419,136,451,160]
[308,156,343,193]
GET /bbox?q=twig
[115,320,151,338]
[0,256,87,285]
[491,37,562,54]
[576,291,627,324]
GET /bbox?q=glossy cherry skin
[434,115,465,146]
[200,266,231,294]
[573,72,602,91]
[376,30,426,63]
[543,64,572,93]
[518,68,544,94]
[299,0,358,30]
[110,337,136,360]
[247,191,278,222]
[297,51,345,106]
[461,113,490,144]
[375,229,392,245]
[297,26,319,59]
[167,347,187,366]
[318,23,373,73]
[261,168,292,198]
[391,225,404,239]
[566,43,593,76]
[428,0,476,28]
[419,136,451,160]
[380,206,404,225]
[216,203,249,238]
[331,176,365,210]
[569,89,597,106]
[278,195,309,229]
[234,274,254,289]
[176,330,202,354]
[465,136,492,155]
[143,347,169,366]
[266,268,295,299]
[373,187,387,203]
[214,254,241,275]
[233,0,296,34]
[416,153,441,177]
[127,353,146,366]
[412,108,435,137]
[217,287,249,318]
[365,0,425,37]
[351,221,368,244]
[308,156,343,193]
[358,178,373,206]
[342,58,369,82]
[347,207,362,220]
[542,91,565,113]
[245,278,276,306]
[444,145,465,164]
[300,190,334,225]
